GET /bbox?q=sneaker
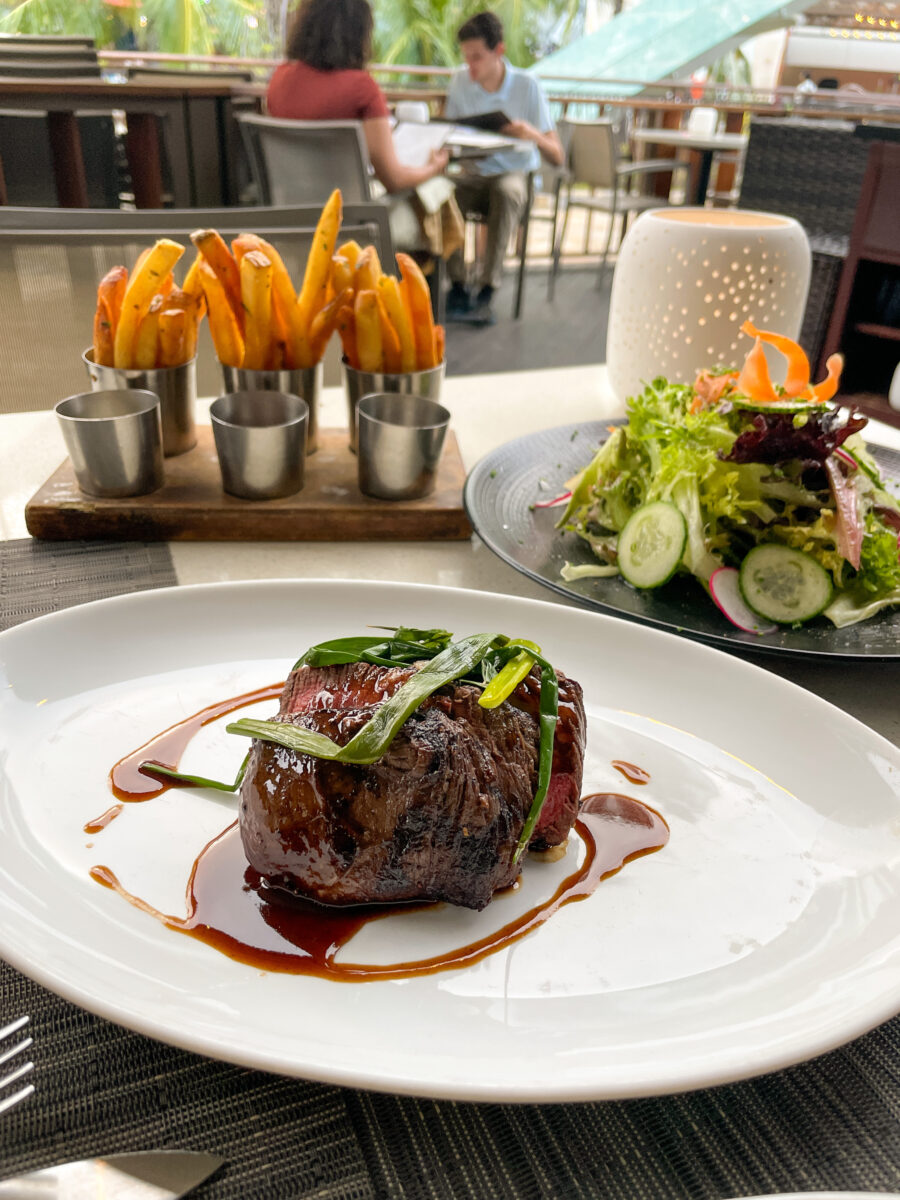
[469,286,497,327]
[446,282,472,320]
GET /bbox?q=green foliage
[0,0,116,40]
[0,0,276,56]
[372,0,581,70]
[0,0,577,63]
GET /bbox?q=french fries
[354,290,383,373]
[183,189,342,371]
[112,238,185,368]
[198,261,244,368]
[91,241,206,371]
[336,247,444,374]
[296,189,343,334]
[240,250,274,371]
[88,190,445,378]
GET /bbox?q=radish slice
[533,490,572,509]
[834,447,858,470]
[709,567,777,634]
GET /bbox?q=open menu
[391,119,521,167]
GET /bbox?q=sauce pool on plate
[93,688,668,981]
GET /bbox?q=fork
[0,1016,34,1115]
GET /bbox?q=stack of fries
[189,189,345,371]
[332,244,444,374]
[92,239,204,370]
[90,190,446,378]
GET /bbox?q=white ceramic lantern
[607,208,812,404]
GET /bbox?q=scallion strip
[514,661,559,861]
[139,752,249,794]
[478,638,541,710]
[228,633,504,766]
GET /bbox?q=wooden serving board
[25,426,473,542]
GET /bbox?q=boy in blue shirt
[444,11,563,325]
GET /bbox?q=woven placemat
[2,540,900,1199]
[0,538,177,632]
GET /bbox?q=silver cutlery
[0,1150,224,1199]
[0,1016,34,1116]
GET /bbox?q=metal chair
[236,113,373,205]
[0,205,395,414]
[548,118,689,297]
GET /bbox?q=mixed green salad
[557,323,900,631]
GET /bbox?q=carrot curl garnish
[740,320,810,397]
[808,354,844,404]
[737,336,779,403]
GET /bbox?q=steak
[238,660,586,911]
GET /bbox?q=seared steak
[239,661,585,911]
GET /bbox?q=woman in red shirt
[267,0,447,194]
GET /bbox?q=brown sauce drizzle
[612,760,651,786]
[83,804,124,834]
[109,682,284,802]
[90,792,668,982]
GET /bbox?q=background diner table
[0,74,248,208]
[630,127,749,207]
[1,363,900,1198]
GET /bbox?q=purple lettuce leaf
[724,408,867,466]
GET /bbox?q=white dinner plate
[1,579,899,1103]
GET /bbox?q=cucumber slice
[617,502,687,589]
[738,545,833,624]
[731,397,818,415]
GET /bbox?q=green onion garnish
[138,752,249,794]
[478,639,540,710]
[229,627,561,863]
[229,633,505,766]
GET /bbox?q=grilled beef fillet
[239,661,586,911]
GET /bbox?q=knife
[0,1150,224,1199]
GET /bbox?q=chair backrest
[237,113,372,205]
[0,62,102,78]
[127,67,254,84]
[0,205,395,414]
[738,117,870,249]
[563,119,617,190]
[0,35,95,51]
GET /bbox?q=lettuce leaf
[557,376,900,629]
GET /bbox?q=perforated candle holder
[606,208,811,404]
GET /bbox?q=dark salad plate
[464,420,900,660]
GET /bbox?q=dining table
[0,75,250,208]
[631,127,749,206]
[2,362,900,1199]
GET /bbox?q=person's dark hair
[286,0,374,71]
[457,11,504,50]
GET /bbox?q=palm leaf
[0,0,110,37]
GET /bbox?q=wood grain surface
[25,426,472,542]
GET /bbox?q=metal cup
[55,389,164,498]
[221,363,321,455]
[356,393,450,501]
[82,348,197,457]
[343,359,445,452]
[210,390,308,500]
